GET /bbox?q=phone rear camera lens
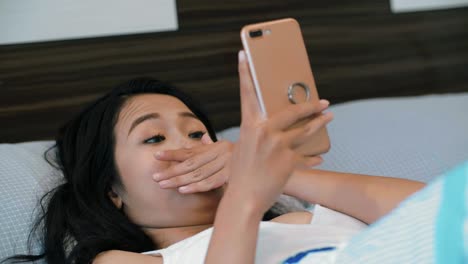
[249,30,263,38]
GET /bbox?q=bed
[1,92,468,261]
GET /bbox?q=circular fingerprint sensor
[288,82,310,104]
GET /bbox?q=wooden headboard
[1,0,467,143]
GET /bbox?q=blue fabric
[435,162,467,264]
[282,247,336,264]
[335,161,468,264]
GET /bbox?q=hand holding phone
[240,18,331,156]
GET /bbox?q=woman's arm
[205,51,331,264]
[285,169,426,224]
[205,189,263,264]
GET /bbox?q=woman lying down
[5,51,466,264]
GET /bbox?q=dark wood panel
[1,0,467,142]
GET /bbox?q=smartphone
[241,18,330,156]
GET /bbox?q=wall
[1,0,467,142]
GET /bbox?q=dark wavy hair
[3,78,279,264]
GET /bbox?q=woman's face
[113,94,223,228]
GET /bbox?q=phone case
[241,18,330,156]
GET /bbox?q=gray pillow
[218,93,468,183]
[0,141,57,262]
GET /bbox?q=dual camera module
[249,29,271,38]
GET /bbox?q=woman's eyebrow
[128,113,160,136]
[178,111,199,120]
[127,112,199,136]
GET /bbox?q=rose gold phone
[241,18,330,156]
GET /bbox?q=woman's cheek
[123,153,170,199]
[142,148,171,179]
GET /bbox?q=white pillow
[0,141,56,262]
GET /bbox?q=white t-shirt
[143,205,367,263]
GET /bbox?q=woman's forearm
[205,189,263,264]
[285,169,425,224]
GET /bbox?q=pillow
[218,93,468,183]
[0,141,304,262]
[0,141,56,262]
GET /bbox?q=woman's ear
[108,188,123,210]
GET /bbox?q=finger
[155,140,233,181]
[178,170,228,194]
[157,153,228,188]
[298,156,324,169]
[271,99,329,131]
[269,99,330,131]
[285,112,334,148]
[154,147,218,181]
[238,50,261,122]
[154,148,198,162]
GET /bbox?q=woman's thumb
[238,50,260,121]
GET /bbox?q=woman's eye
[144,134,166,144]
[189,131,205,139]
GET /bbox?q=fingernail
[179,186,189,193]
[238,50,245,62]
[154,151,163,159]
[319,99,330,107]
[159,180,170,188]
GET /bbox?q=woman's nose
[172,135,200,150]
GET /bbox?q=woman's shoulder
[93,250,163,264]
[270,211,313,224]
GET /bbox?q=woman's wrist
[221,186,266,221]
[207,182,262,264]
[283,169,322,204]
